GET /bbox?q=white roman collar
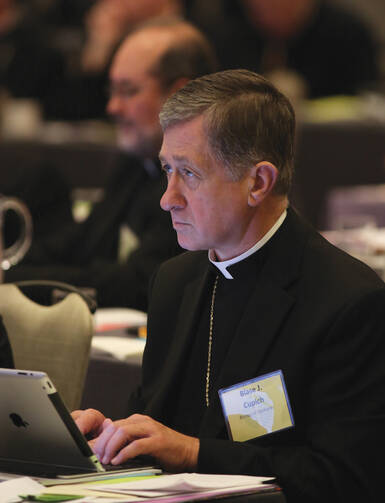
[209,210,287,279]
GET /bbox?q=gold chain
[206,275,219,408]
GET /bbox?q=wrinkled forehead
[161,115,205,148]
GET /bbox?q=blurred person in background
[0,1,73,253]
[43,0,183,120]
[187,0,379,100]
[81,0,182,73]
[0,0,65,105]
[5,18,217,310]
[35,0,94,29]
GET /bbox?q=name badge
[218,370,294,442]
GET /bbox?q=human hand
[93,413,199,472]
[72,408,111,441]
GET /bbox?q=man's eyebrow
[109,78,137,89]
[159,154,194,165]
[173,155,193,164]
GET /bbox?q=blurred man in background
[188,0,379,100]
[5,18,217,310]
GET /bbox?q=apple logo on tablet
[9,413,29,428]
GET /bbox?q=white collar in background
[209,210,287,279]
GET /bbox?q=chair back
[0,284,94,410]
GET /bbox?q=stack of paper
[0,477,44,503]
[86,473,276,502]
[1,473,278,503]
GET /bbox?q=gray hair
[159,69,295,195]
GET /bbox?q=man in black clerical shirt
[74,70,385,503]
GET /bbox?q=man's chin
[176,236,204,252]
[117,134,157,159]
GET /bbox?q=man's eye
[108,84,138,98]
[161,164,172,175]
[182,168,195,178]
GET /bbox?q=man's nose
[160,175,185,212]
[106,94,124,116]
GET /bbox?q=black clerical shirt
[170,246,270,437]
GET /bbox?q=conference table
[215,492,285,503]
[19,491,286,503]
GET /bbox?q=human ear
[248,162,279,207]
